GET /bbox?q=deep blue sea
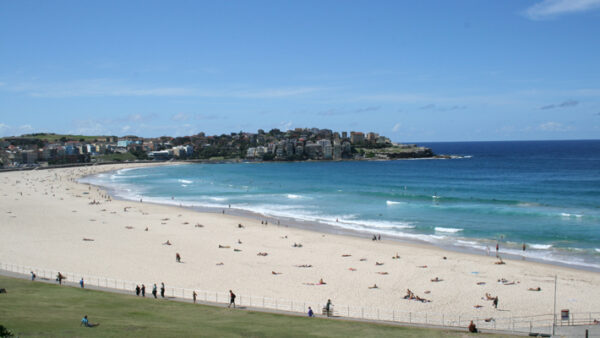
[82,140,600,270]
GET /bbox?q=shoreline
[85,163,600,274]
[2,162,599,322]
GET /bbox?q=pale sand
[1,163,599,321]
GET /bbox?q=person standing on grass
[152,284,158,298]
[160,282,165,298]
[193,291,197,304]
[135,285,140,296]
[30,271,36,281]
[228,290,236,308]
[57,272,65,285]
[79,278,84,288]
[308,307,314,317]
[141,284,146,297]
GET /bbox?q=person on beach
[160,283,165,298]
[176,253,181,262]
[496,242,499,257]
[79,278,84,288]
[228,290,236,308]
[325,299,333,317]
[30,271,36,281]
[308,307,314,317]
[152,284,158,298]
[193,291,197,304]
[493,296,498,309]
[468,320,478,333]
[141,284,146,297]
[80,315,99,327]
[135,285,140,296]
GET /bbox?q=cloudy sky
[1,0,599,142]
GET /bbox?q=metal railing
[2,262,598,335]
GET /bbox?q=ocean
[81,140,600,270]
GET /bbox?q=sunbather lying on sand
[272,271,281,275]
[219,245,230,248]
[368,284,378,289]
[377,272,388,275]
[257,252,268,256]
[430,277,442,282]
[485,293,495,300]
[295,264,312,268]
[342,254,351,257]
[348,268,357,271]
[528,287,541,291]
[375,262,384,266]
[163,240,172,245]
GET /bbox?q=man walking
[160,282,165,298]
[228,290,236,308]
[141,284,146,297]
[152,284,158,298]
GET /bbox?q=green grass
[0,275,515,337]
[3,133,108,142]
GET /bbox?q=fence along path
[4,262,596,335]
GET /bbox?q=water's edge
[80,167,600,274]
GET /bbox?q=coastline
[2,162,599,322]
[88,162,600,274]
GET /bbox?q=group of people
[134,282,165,298]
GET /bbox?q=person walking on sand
[152,284,158,298]
[325,299,333,317]
[135,285,140,296]
[228,290,236,308]
[160,282,165,298]
[496,242,499,257]
[141,284,146,297]
[493,296,498,309]
[176,253,181,263]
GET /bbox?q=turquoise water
[82,140,600,270]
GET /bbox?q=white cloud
[171,113,191,121]
[524,0,600,20]
[392,123,402,132]
[121,125,131,133]
[538,121,574,131]
[1,79,324,99]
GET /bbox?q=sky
[1,0,599,142]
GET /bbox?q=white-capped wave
[561,212,583,218]
[595,248,600,253]
[178,179,193,184]
[529,243,552,250]
[208,197,228,202]
[386,200,405,205]
[435,227,463,233]
[287,194,302,199]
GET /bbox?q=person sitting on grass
[80,315,99,327]
[468,320,478,333]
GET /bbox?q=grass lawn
[0,275,515,337]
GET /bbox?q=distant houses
[0,128,431,169]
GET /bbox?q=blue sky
[1,0,599,142]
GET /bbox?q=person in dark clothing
[160,283,165,298]
[135,285,141,296]
[493,296,498,309]
[228,290,236,308]
[468,320,478,333]
[141,284,146,297]
[152,284,157,298]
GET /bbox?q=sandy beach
[1,163,599,323]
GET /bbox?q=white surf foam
[178,179,193,184]
[386,200,405,205]
[529,244,553,250]
[286,194,302,199]
[435,227,463,233]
